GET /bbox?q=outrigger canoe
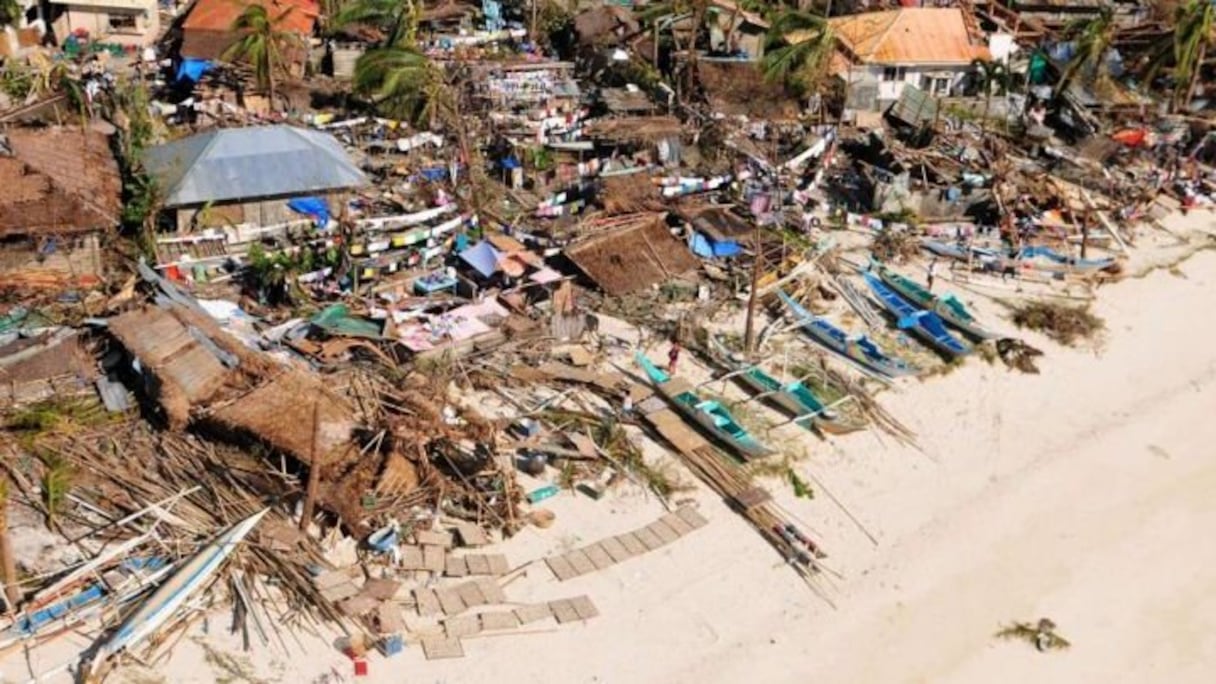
[777,290,916,379]
[706,337,865,435]
[634,353,774,460]
[87,509,269,677]
[871,261,998,340]
[861,272,971,358]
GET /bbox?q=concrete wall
[52,1,160,46]
[172,191,348,233]
[845,64,972,110]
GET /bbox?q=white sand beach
[5,247,1215,684]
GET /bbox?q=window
[108,13,138,32]
[882,66,906,82]
[935,77,952,96]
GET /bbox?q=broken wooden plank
[569,595,599,620]
[415,529,453,548]
[548,599,581,624]
[675,505,709,529]
[660,512,695,537]
[632,526,665,551]
[545,554,578,581]
[450,520,491,547]
[465,554,492,576]
[485,553,509,576]
[616,532,648,556]
[413,588,441,617]
[582,543,615,571]
[565,549,596,575]
[455,580,485,608]
[443,614,481,638]
[422,545,446,573]
[599,536,633,563]
[513,603,553,625]
[474,577,506,605]
[359,578,400,601]
[399,546,425,570]
[421,637,465,660]
[479,611,520,631]
[445,555,469,577]
[434,587,466,616]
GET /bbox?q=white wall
[845,63,971,106]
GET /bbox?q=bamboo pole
[299,399,321,534]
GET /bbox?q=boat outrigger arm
[764,394,856,429]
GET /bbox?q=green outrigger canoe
[707,338,865,435]
[634,352,775,460]
[872,261,998,340]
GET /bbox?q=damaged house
[142,125,368,274]
[0,127,121,290]
[828,7,989,112]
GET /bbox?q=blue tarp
[501,155,521,170]
[287,197,331,226]
[459,241,503,279]
[689,232,742,259]
[176,58,213,83]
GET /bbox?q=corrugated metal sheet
[143,126,369,207]
[830,8,986,65]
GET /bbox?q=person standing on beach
[927,259,939,291]
[667,341,682,375]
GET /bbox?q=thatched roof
[697,62,800,120]
[565,214,698,295]
[599,173,666,215]
[209,369,356,468]
[573,6,640,46]
[0,127,121,237]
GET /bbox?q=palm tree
[971,58,1011,129]
[222,4,300,110]
[0,0,20,29]
[762,10,836,94]
[1168,0,1215,109]
[351,46,452,127]
[333,0,421,48]
[1054,7,1117,96]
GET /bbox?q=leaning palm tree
[333,0,421,48]
[762,10,836,94]
[222,4,300,110]
[1167,0,1215,109]
[351,46,452,127]
[1054,7,1117,96]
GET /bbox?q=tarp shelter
[287,197,331,226]
[689,232,742,258]
[143,126,368,208]
[459,241,503,279]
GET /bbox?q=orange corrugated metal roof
[828,8,986,65]
[183,0,320,35]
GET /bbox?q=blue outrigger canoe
[861,272,971,358]
[777,290,917,379]
[635,353,774,460]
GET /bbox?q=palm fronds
[1054,7,1116,95]
[762,10,835,91]
[351,47,452,126]
[996,618,1072,652]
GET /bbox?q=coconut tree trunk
[0,483,19,613]
[1183,43,1206,110]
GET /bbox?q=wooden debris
[421,637,465,660]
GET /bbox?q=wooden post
[299,399,321,533]
[0,481,18,613]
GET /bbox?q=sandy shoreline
[5,248,1215,683]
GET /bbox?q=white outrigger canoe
[85,508,269,678]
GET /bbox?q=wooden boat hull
[707,339,864,435]
[777,290,916,378]
[635,354,774,459]
[873,263,998,340]
[862,273,971,358]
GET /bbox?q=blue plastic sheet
[689,232,742,259]
[459,241,503,279]
[287,197,331,226]
[176,58,213,83]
